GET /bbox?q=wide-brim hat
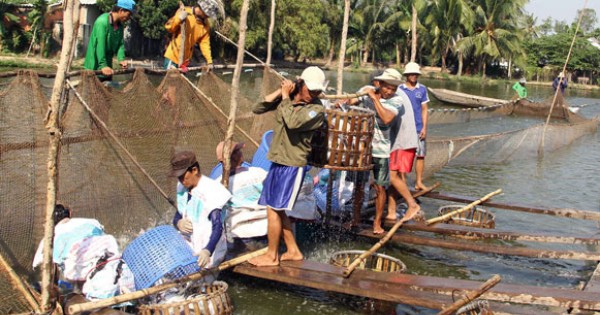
[374,68,403,86]
[403,62,422,75]
[216,141,245,161]
[169,151,197,177]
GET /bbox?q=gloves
[177,217,193,234]
[197,249,211,267]
[179,60,190,73]
[178,9,189,22]
[203,63,214,73]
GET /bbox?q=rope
[66,79,178,210]
[538,0,588,156]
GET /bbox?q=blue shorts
[258,163,306,211]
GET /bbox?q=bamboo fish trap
[437,205,496,229]
[308,107,375,171]
[329,250,406,273]
[139,281,233,315]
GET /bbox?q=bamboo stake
[41,0,80,312]
[426,189,502,225]
[221,0,250,189]
[68,247,267,314]
[178,73,260,148]
[538,0,588,157]
[437,274,501,315]
[178,2,186,67]
[0,252,40,312]
[66,80,177,209]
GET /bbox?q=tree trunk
[396,41,401,67]
[42,0,80,312]
[403,40,409,64]
[336,0,351,94]
[325,44,335,67]
[457,50,463,77]
[508,57,512,79]
[482,61,487,80]
[265,0,275,65]
[411,4,417,62]
[361,46,370,66]
[222,0,250,187]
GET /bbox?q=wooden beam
[399,222,600,245]
[357,230,600,261]
[421,191,600,221]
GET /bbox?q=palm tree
[458,0,527,79]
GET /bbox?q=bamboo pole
[221,0,250,189]
[68,247,267,314]
[336,0,351,94]
[426,189,502,225]
[410,4,417,63]
[538,0,588,157]
[265,0,276,66]
[437,275,501,315]
[66,79,177,209]
[178,2,186,67]
[0,252,40,312]
[41,0,80,312]
[178,73,260,148]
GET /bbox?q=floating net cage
[329,250,407,273]
[437,205,496,229]
[139,281,233,315]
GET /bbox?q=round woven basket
[437,205,496,229]
[329,250,407,273]
[139,281,233,315]
[455,299,493,315]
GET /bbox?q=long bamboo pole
[68,247,267,314]
[178,2,186,67]
[41,0,80,311]
[437,275,501,315]
[538,0,588,157]
[221,0,250,189]
[66,80,177,209]
[426,189,502,225]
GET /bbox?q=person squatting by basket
[169,151,231,268]
[248,66,327,266]
[163,0,222,71]
[84,0,136,81]
[32,204,135,301]
[214,141,269,253]
[338,68,420,235]
[399,62,431,192]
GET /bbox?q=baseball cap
[116,0,136,12]
[169,151,197,177]
[216,141,245,161]
[300,66,328,92]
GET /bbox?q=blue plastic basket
[122,225,200,290]
[251,130,273,172]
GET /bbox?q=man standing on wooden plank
[399,62,430,192]
[249,67,326,266]
[163,0,222,70]
[83,0,135,81]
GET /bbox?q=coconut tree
[458,0,527,79]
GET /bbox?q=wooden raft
[234,260,600,311]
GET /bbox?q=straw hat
[374,68,404,86]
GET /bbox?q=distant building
[47,0,103,58]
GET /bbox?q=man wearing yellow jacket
[163,0,221,70]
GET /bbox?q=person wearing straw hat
[399,62,430,192]
[512,77,528,99]
[169,150,231,268]
[83,0,136,81]
[553,72,568,94]
[163,0,223,71]
[248,66,327,266]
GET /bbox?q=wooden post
[410,4,417,62]
[336,0,351,94]
[68,248,267,314]
[426,189,502,225]
[221,0,250,189]
[41,0,80,312]
[437,274,501,315]
[265,0,276,66]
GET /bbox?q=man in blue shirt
[553,72,568,94]
[398,62,430,191]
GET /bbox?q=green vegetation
[1,0,599,83]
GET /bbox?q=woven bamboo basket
[329,250,406,273]
[308,107,375,171]
[139,281,233,315]
[455,299,494,315]
[437,205,496,229]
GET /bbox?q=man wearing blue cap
[84,0,136,81]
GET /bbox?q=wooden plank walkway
[234,260,600,311]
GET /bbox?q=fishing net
[0,66,598,313]
[428,103,514,125]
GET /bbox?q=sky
[525,0,600,25]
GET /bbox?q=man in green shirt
[512,78,527,99]
[84,0,136,81]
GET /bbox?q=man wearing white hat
[399,62,430,191]
[249,66,326,266]
[512,77,528,99]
